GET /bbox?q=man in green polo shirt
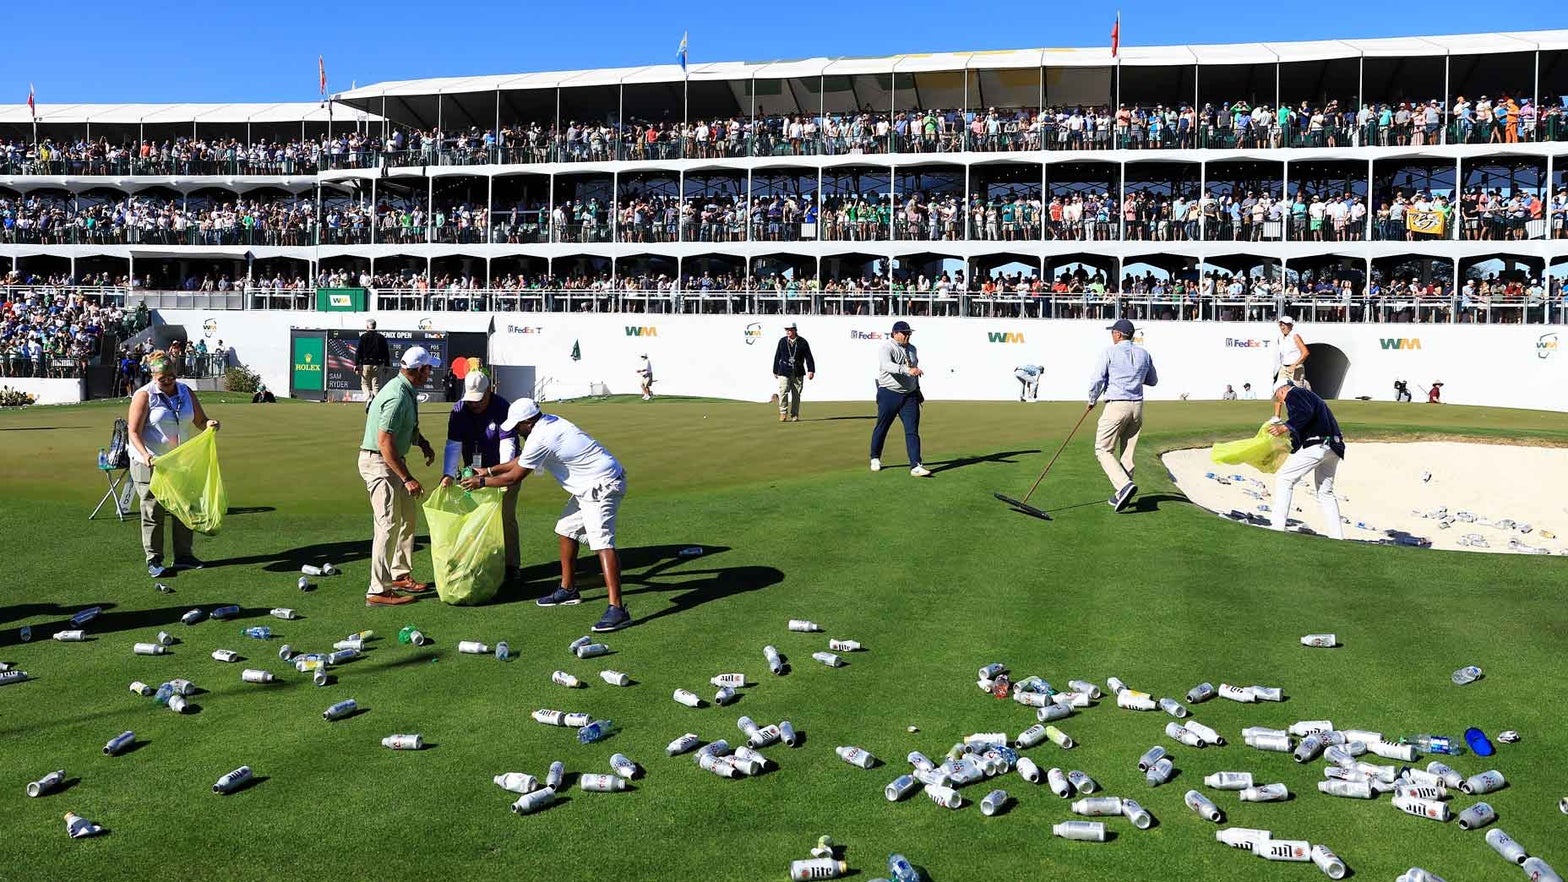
[357,345,439,606]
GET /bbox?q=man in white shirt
[462,398,631,632]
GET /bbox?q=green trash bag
[148,427,227,535]
[1211,421,1293,474]
[423,484,506,605]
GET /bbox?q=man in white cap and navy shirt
[358,345,440,606]
[461,398,631,631]
[1088,318,1158,512]
[440,370,522,578]
[1267,379,1346,539]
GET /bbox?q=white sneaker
[869,458,882,472]
[910,465,932,477]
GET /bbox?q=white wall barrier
[1,377,86,406]
[152,309,1567,413]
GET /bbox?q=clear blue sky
[14,0,1567,104]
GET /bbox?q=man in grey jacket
[870,320,931,477]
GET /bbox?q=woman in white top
[127,350,219,577]
[1273,316,1311,417]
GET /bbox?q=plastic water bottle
[242,626,272,640]
[210,605,241,621]
[19,625,30,642]
[576,719,613,744]
[888,854,919,881]
[1405,734,1465,756]
[98,448,108,469]
[71,607,102,627]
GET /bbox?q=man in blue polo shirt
[440,370,521,578]
[1088,318,1158,512]
[1266,379,1346,539]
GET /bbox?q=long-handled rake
[994,405,1093,521]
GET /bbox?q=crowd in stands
[0,281,142,377]
[1,92,1564,181]
[3,184,1563,250]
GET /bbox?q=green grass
[2,394,1567,882]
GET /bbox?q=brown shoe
[390,577,433,595]
[366,592,415,607]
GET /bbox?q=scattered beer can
[1145,757,1175,787]
[600,670,631,687]
[1521,858,1563,882]
[764,645,784,675]
[1460,770,1506,795]
[132,643,166,656]
[1052,821,1106,841]
[710,673,746,688]
[26,769,65,798]
[578,773,627,792]
[1392,795,1451,821]
[673,688,702,707]
[211,649,240,663]
[1256,839,1311,862]
[1045,725,1074,749]
[168,694,190,713]
[457,641,490,655]
[1457,802,1496,830]
[1122,797,1154,829]
[1311,844,1348,879]
[1071,796,1122,816]
[1137,746,1167,772]
[1184,789,1223,822]
[787,620,821,632]
[1485,828,1528,864]
[510,787,556,815]
[609,753,639,780]
[552,671,581,689]
[1238,783,1289,802]
[241,669,275,684]
[213,766,252,794]
[1218,683,1256,703]
[886,774,918,801]
[53,630,86,642]
[924,783,962,809]
[835,746,876,769]
[1216,828,1271,850]
[1204,771,1253,790]
[1184,720,1225,746]
[546,762,565,790]
[323,699,357,721]
[1301,633,1337,648]
[269,609,297,620]
[575,643,609,659]
[981,789,1010,816]
[103,731,134,756]
[1186,682,1216,703]
[129,681,153,696]
[789,858,846,880]
[1047,767,1072,798]
[381,734,423,750]
[812,651,844,668]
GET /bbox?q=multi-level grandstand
[2,31,1566,407]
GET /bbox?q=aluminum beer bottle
[1137,746,1166,772]
[1392,795,1451,821]
[1184,720,1225,746]
[1318,779,1374,799]
[666,734,701,756]
[788,858,846,880]
[1070,796,1122,816]
[1485,828,1527,864]
[1121,798,1153,829]
[1256,839,1311,862]
[1239,783,1289,802]
[1066,770,1098,794]
[494,773,539,794]
[1052,821,1106,841]
[835,746,876,769]
[1184,789,1223,822]
[1216,828,1271,851]
[885,774,918,801]
[510,788,556,815]
[1456,802,1495,830]
[1047,767,1072,798]
[1311,845,1348,880]
[578,773,627,793]
[213,766,253,794]
[1460,770,1505,795]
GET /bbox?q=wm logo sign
[625,326,658,337]
[987,331,1026,344]
[1379,338,1421,350]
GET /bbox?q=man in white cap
[1266,379,1345,539]
[440,370,521,577]
[772,322,816,421]
[358,345,440,606]
[461,398,631,632]
[1088,318,1158,512]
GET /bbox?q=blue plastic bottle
[242,626,272,640]
[888,854,919,882]
[98,448,109,470]
[210,605,241,621]
[576,719,614,744]
[154,682,175,706]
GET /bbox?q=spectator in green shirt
[357,346,439,606]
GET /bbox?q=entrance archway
[1304,343,1349,399]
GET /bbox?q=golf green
[2,394,1566,882]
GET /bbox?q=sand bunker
[1163,441,1568,555]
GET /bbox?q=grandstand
[1,32,1566,405]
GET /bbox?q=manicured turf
[2,393,1566,882]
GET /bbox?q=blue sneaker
[148,562,169,578]
[536,586,581,607]
[592,604,632,633]
[173,557,205,571]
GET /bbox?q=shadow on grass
[204,538,414,574]
[809,415,875,422]
[225,506,276,516]
[925,449,1041,475]
[497,544,785,627]
[0,604,270,648]
[0,425,92,431]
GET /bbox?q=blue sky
[13,0,1567,104]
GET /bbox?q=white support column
[1441,52,1451,145]
[1366,158,1375,241]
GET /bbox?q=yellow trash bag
[148,427,227,535]
[1211,421,1293,474]
[423,484,506,605]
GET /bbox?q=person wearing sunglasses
[127,350,219,578]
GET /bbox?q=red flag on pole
[27,83,36,120]
[1111,13,1121,58]
[319,57,327,96]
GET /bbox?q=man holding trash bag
[439,370,521,580]
[460,398,631,632]
[1267,379,1346,540]
[358,346,440,606]
[127,350,219,578]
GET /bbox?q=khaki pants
[500,481,521,569]
[131,460,193,565]
[360,364,389,398]
[777,375,804,417]
[358,450,415,594]
[1094,400,1144,489]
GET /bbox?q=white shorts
[554,476,625,551]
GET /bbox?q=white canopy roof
[337,29,1568,99]
[0,102,378,126]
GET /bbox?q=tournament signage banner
[325,329,449,402]
[288,330,327,400]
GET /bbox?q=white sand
[1163,441,1568,555]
